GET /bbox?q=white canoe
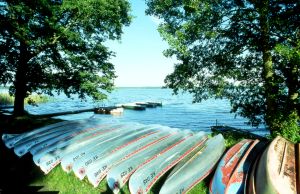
[59,124,144,173]
[159,134,225,194]
[106,131,199,194]
[36,124,145,173]
[3,119,82,148]
[13,120,112,157]
[72,125,160,180]
[86,128,178,187]
[29,123,125,155]
[128,131,208,194]
[32,123,127,166]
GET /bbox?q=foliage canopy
[146,0,299,141]
[0,0,131,115]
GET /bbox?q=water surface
[20,87,267,135]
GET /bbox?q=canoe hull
[254,136,297,194]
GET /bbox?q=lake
[1,87,267,135]
[10,87,266,135]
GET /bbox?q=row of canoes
[2,118,225,193]
[2,119,299,194]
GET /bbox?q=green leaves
[146,0,299,138]
[0,0,131,114]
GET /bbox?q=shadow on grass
[0,114,61,194]
[0,140,59,194]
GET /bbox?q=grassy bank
[0,93,51,106]
[0,115,258,194]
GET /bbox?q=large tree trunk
[13,42,29,116]
[286,63,299,111]
[258,0,277,133]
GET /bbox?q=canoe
[86,128,177,187]
[159,134,225,194]
[128,131,208,194]
[72,126,160,180]
[29,123,123,155]
[245,150,260,194]
[36,124,145,173]
[209,139,266,194]
[253,136,297,194]
[36,124,146,174]
[2,133,19,141]
[32,123,126,166]
[14,126,80,157]
[106,131,200,194]
[59,124,143,172]
[14,121,109,157]
[2,119,81,148]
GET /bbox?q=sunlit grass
[30,166,209,194]
[0,93,51,105]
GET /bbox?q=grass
[0,114,256,194]
[0,93,51,106]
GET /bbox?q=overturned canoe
[32,123,126,167]
[14,121,110,157]
[59,124,143,173]
[72,126,160,180]
[37,124,146,174]
[159,134,225,194]
[86,128,177,187]
[30,123,124,156]
[253,136,297,194]
[128,131,208,194]
[106,131,189,194]
[210,139,266,194]
[2,119,81,148]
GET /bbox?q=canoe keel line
[2,118,299,194]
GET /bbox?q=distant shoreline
[1,86,165,89]
[115,86,164,89]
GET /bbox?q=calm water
[3,87,267,135]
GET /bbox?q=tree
[146,0,299,142]
[0,0,131,116]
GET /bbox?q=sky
[106,0,175,87]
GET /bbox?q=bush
[271,111,300,143]
[0,93,51,106]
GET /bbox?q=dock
[94,107,123,115]
[117,102,162,110]
[211,125,267,140]
[1,101,162,117]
